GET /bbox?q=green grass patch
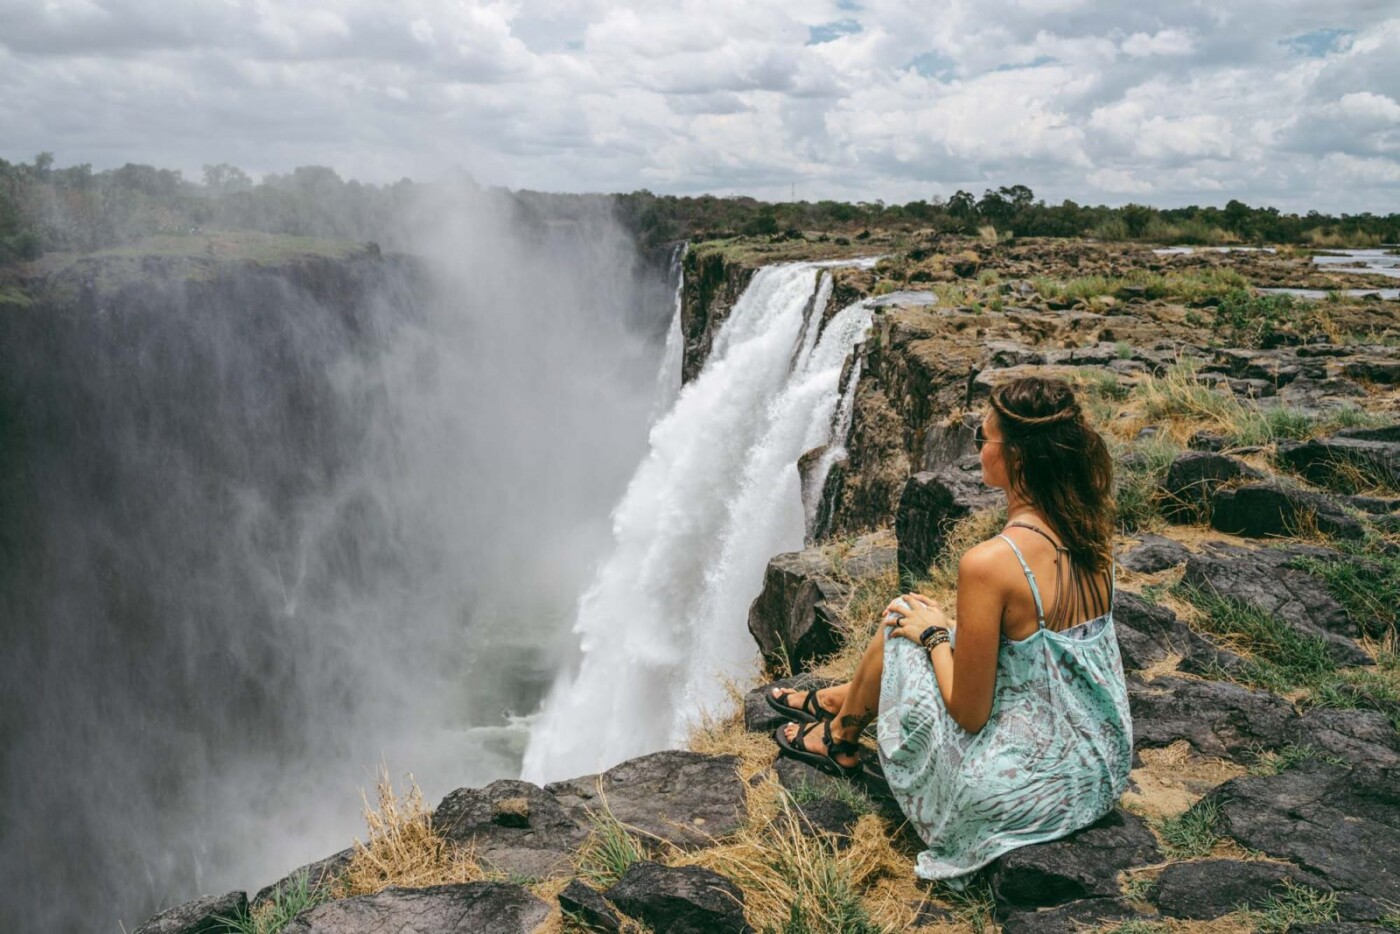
[575,808,647,889]
[1153,797,1221,859]
[216,868,335,933]
[1112,435,1182,533]
[1248,880,1339,934]
[1246,743,1346,776]
[786,778,875,817]
[1289,550,1400,641]
[1213,289,1308,348]
[1031,268,1249,305]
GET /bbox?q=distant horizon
[5,152,1398,221]
[2,2,1395,215]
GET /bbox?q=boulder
[1000,898,1136,934]
[1180,545,1371,666]
[545,750,746,850]
[1160,452,1263,523]
[1278,435,1400,490]
[988,808,1159,917]
[1341,357,1400,384]
[895,462,999,575]
[1154,859,1330,920]
[1112,591,1193,671]
[281,882,550,934]
[432,779,587,878]
[1210,482,1364,540]
[1119,534,1190,573]
[604,861,750,934]
[1129,676,1295,761]
[133,891,247,934]
[746,549,847,673]
[789,797,862,841]
[558,879,622,932]
[1206,762,1400,903]
[1287,708,1400,767]
[252,849,354,911]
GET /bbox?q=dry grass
[328,761,486,900]
[672,794,926,933]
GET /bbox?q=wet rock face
[545,750,747,850]
[1207,762,1400,904]
[604,861,751,934]
[433,779,589,879]
[679,251,757,384]
[280,882,550,934]
[988,808,1159,917]
[132,891,247,934]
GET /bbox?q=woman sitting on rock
[770,374,1132,882]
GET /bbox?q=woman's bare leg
[781,626,886,766]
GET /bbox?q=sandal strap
[822,720,862,759]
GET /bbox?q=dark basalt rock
[1287,707,1400,767]
[1188,430,1230,452]
[1154,859,1331,919]
[545,750,746,850]
[1206,762,1400,903]
[988,808,1159,917]
[604,861,751,934]
[790,797,861,841]
[133,891,247,934]
[558,879,622,932]
[1279,435,1400,490]
[1119,534,1190,573]
[1341,357,1400,385]
[746,549,848,673]
[1210,482,1364,540]
[999,898,1136,934]
[1129,676,1295,761]
[1180,545,1371,666]
[895,461,999,575]
[1160,452,1264,523]
[433,779,588,878]
[1112,591,1193,671]
[252,848,354,911]
[281,882,550,933]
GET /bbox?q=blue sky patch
[807,19,862,45]
[1281,28,1355,57]
[905,51,956,78]
[992,55,1058,72]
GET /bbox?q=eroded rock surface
[281,882,550,934]
[604,861,751,934]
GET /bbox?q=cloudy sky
[1,1,1397,212]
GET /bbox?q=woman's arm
[934,545,1004,733]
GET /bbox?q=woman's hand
[883,592,953,645]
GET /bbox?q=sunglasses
[974,423,1003,451]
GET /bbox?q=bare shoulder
[958,538,1015,588]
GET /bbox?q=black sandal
[765,685,835,725]
[773,719,864,779]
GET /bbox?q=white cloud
[0,0,1395,211]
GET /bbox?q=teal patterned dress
[876,535,1132,882]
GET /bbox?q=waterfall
[521,259,878,783]
[648,243,687,425]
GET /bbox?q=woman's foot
[769,684,847,719]
[779,719,861,770]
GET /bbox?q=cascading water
[522,259,878,783]
[649,242,688,424]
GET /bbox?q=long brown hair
[988,376,1115,577]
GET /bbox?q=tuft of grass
[329,762,485,899]
[1213,289,1307,348]
[929,874,996,934]
[215,868,331,934]
[1248,880,1339,933]
[787,777,875,817]
[675,795,916,933]
[1290,551,1400,641]
[1032,268,1249,305]
[1153,797,1221,859]
[575,807,649,889]
[1246,743,1345,776]
[1173,583,1338,693]
[1113,435,1182,533]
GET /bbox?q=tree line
[2,154,1395,265]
